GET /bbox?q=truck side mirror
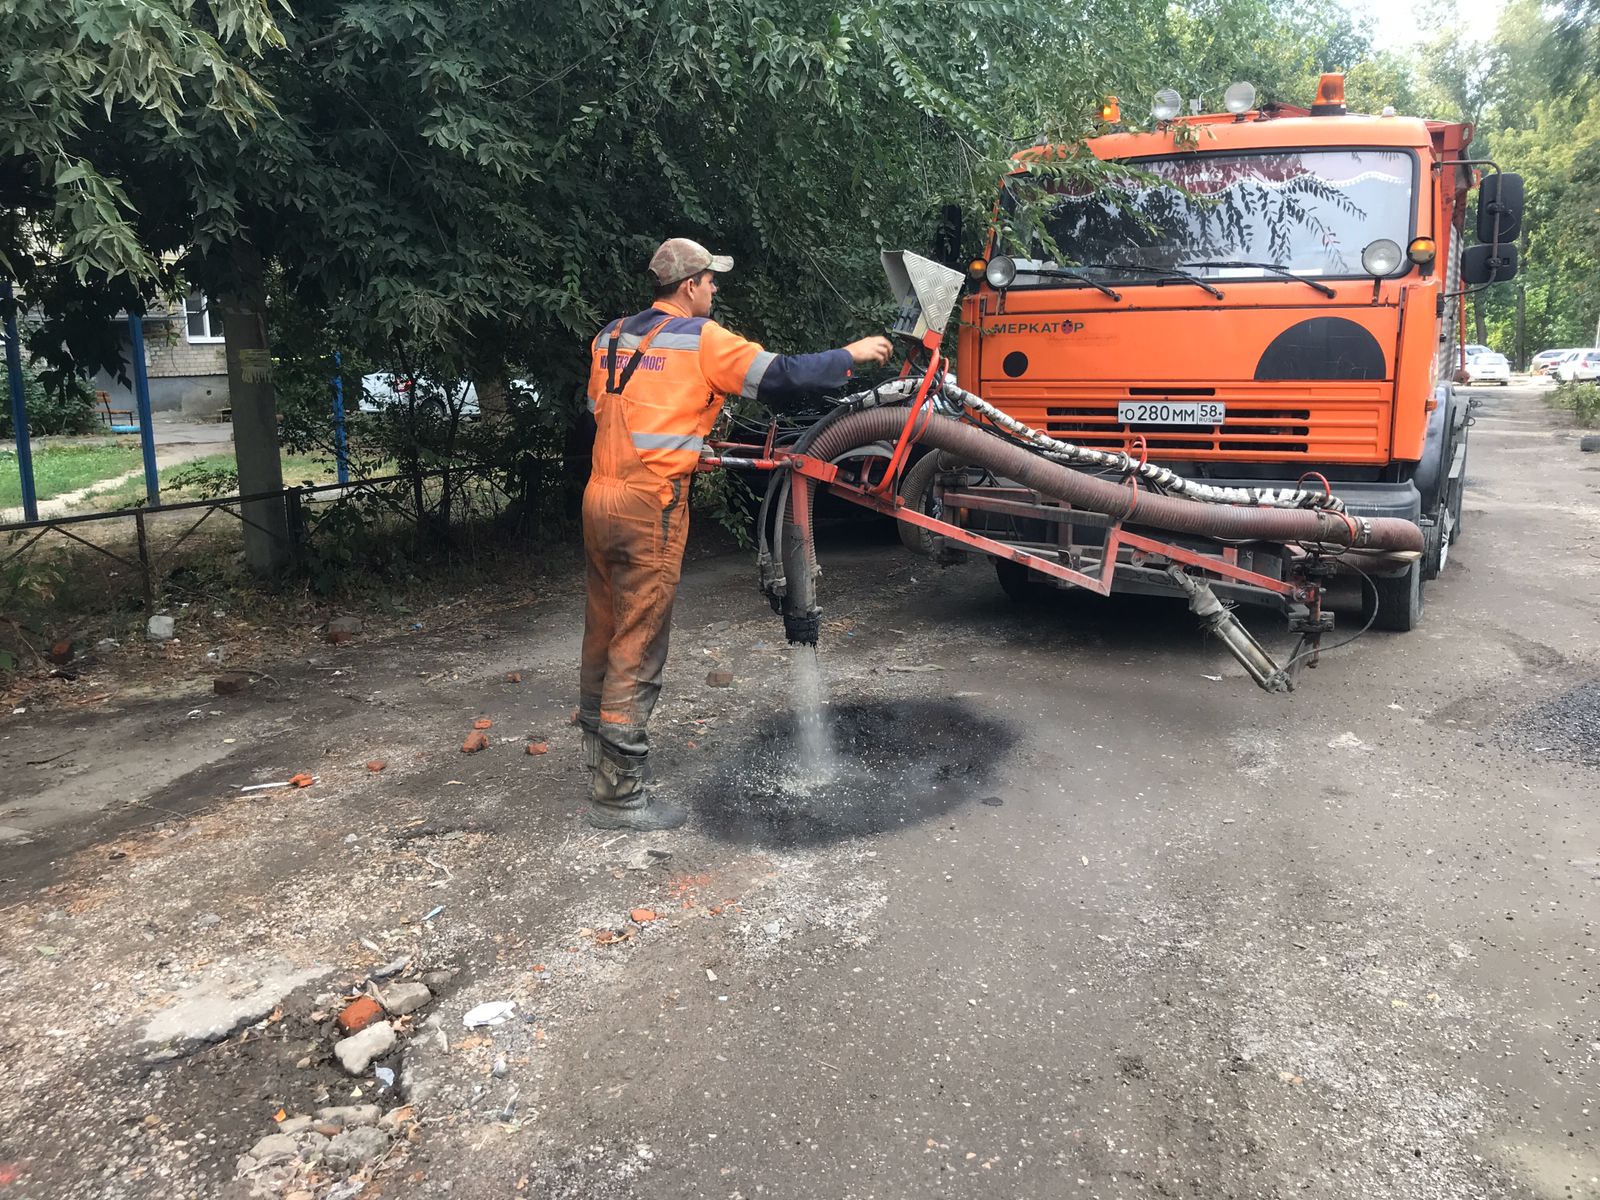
[1476,172,1524,245]
[1460,242,1519,285]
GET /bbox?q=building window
[184,291,225,343]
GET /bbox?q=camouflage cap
[647,238,734,286]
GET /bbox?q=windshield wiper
[1149,267,1225,300]
[1010,266,1122,301]
[1071,262,1225,300]
[1181,260,1336,298]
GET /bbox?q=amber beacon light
[1311,72,1347,116]
[1099,96,1121,123]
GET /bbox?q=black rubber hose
[800,408,1426,553]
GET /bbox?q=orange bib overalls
[579,317,696,766]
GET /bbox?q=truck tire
[995,559,1037,603]
[1365,561,1424,632]
[897,452,943,557]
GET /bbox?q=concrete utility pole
[220,240,290,574]
[1515,285,1525,370]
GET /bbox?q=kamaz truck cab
[956,74,1523,629]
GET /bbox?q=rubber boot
[586,751,686,831]
[581,729,603,774]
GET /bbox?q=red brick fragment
[461,731,490,753]
[337,996,383,1034]
[366,759,387,773]
[506,672,522,683]
[526,742,549,756]
[630,908,658,924]
[473,718,493,730]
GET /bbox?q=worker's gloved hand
[844,335,893,365]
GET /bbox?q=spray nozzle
[783,608,821,647]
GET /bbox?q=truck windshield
[1002,149,1414,287]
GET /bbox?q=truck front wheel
[1364,561,1424,632]
[995,559,1038,603]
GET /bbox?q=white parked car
[1530,348,1575,376]
[359,372,480,419]
[1555,349,1600,383]
[1463,350,1510,385]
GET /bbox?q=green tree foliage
[0,363,98,438]
[1446,0,1600,359]
[0,0,283,281]
[8,0,1477,474]
[1152,0,1373,110]
[1484,94,1600,353]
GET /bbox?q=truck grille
[1045,405,1312,453]
[982,383,1390,462]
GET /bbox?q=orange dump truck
[955,74,1522,629]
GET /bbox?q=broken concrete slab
[334,1020,395,1075]
[246,1134,298,1166]
[141,959,331,1058]
[315,1104,381,1127]
[324,1125,390,1170]
[380,980,431,1016]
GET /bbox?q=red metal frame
[700,422,1311,605]
[867,341,943,499]
[778,452,1307,601]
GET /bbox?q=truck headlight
[985,255,1018,289]
[1361,239,1403,277]
[1223,82,1256,115]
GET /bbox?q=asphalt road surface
[0,379,1595,1199]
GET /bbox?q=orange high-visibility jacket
[587,299,854,480]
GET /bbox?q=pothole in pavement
[1495,678,1600,767]
[690,698,1016,848]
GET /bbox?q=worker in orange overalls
[580,238,892,830]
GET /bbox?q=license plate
[1118,401,1225,427]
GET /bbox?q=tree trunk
[220,239,290,574]
[1472,290,1487,348]
[472,369,509,423]
[466,319,511,425]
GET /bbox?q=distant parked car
[1530,348,1575,376]
[357,373,540,419]
[1463,343,1491,359]
[359,372,480,420]
[1463,350,1510,385]
[1555,349,1600,383]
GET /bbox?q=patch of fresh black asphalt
[690,697,1015,848]
[1495,677,1600,767]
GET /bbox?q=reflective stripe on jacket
[586,299,854,480]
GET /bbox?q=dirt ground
[1,380,1597,1199]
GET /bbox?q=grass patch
[81,452,342,510]
[0,441,143,509]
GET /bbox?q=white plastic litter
[462,1001,516,1029]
